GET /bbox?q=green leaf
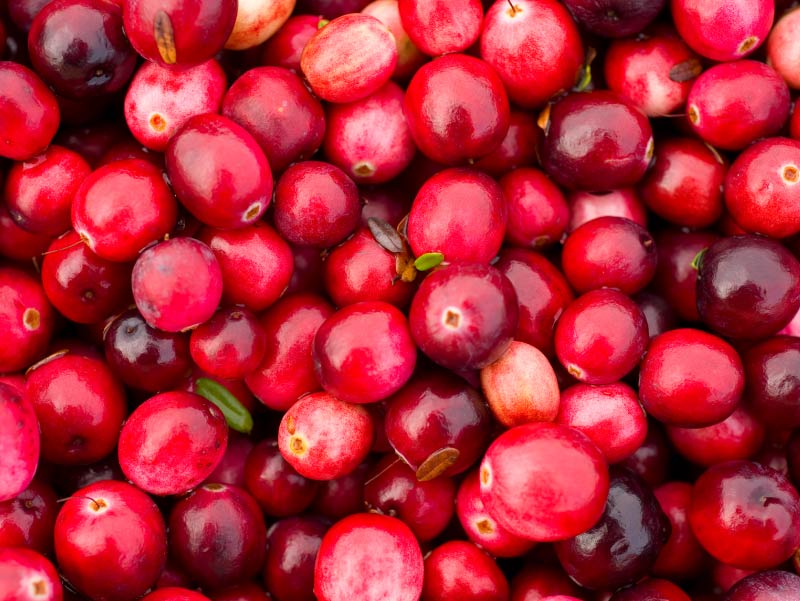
[195,378,254,435]
[691,248,708,272]
[414,252,444,271]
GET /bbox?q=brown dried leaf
[416,447,460,481]
[669,59,703,83]
[154,10,177,65]
[367,217,404,254]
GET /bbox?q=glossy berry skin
[639,137,726,229]
[554,467,671,591]
[653,482,709,581]
[0,478,58,554]
[686,61,789,152]
[480,0,584,109]
[541,91,653,191]
[169,483,267,591]
[610,579,691,601]
[474,110,540,177]
[501,167,568,249]
[167,114,272,229]
[197,223,294,313]
[404,54,510,165]
[221,66,324,175]
[278,391,373,480]
[5,144,91,236]
[263,515,328,601]
[725,570,800,601]
[132,237,223,332]
[362,0,427,81]
[0,383,39,502]
[117,391,228,496]
[273,161,361,249]
[410,263,518,370]
[190,307,266,380]
[0,267,55,374]
[767,9,800,90]
[744,336,800,430]
[554,289,649,385]
[696,235,800,340]
[0,62,60,161]
[0,203,53,262]
[689,461,800,570]
[563,0,665,37]
[567,188,647,233]
[122,0,237,67]
[398,0,482,56]
[314,513,423,601]
[724,137,800,239]
[671,0,773,62]
[384,369,491,479]
[26,353,127,465]
[28,0,136,99]
[261,14,324,71]
[639,328,744,427]
[301,13,397,103]
[480,422,610,542]
[407,167,507,264]
[141,589,210,601]
[41,230,132,324]
[422,541,508,601]
[54,481,167,601]
[620,421,670,488]
[313,302,416,404]
[0,547,62,601]
[561,216,657,295]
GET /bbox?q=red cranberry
[474,110,540,178]
[384,369,491,479]
[278,391,374,480]
[422,540,509,601]
[635,291,678,338]
[609,579,691,601]
[767,8,800,90]
[261,14,325,72]
[554,288,648,385]
[554,467,671,591]
[686,60,789,151]
[131,237,223,332]
[725,570,800,601]
[117,391,228,495]
[566,188,647,233]
[169,483,267,590]
[314,513,424,601]
[404,54,510,165]
[273,161,361,248]
[296,0,371,18]
[409,263,518,370]
[639,328,744,427]
[0,547,62,601]
[689,461,800,570]
[480,0,584,109]
[28,0,136,98]
[300,13,397,103]
[510,561,587,601]
[124,59,227,152]
[0,382,39,502]
[397,0,482,56]
[501,167,568,248]
[744,336,800,430]
[8,0,55,31]
[122,0,237,67]
[0,62,60,161]
[0,478,57,554]
[407,167,507,264]
[620,420,670,487]
[263,515,328,601]
[541,91,653,191]
[142,588,210,601]
[311,461,370,520]
[209,584,269,601]
[696,235,800,340]
[480,422,609,542]
[203,432,253,489]
[54,480,167,601]
[0,202,53,262]
[190,307,266,380]
[652,481,709,581]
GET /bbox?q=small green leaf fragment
[195,378,253,434]
[414,252,444,271]
[691,248,708,272]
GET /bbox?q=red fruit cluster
[2,0,800,600]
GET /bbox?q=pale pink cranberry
[301,13,397,103]
[501,167,568,248]
[124,59,227,152]
[480,422,610,542]
[323,82,414,184]
[224,0,295,50]
[0,548,62,601]
[315,513,423,601]
[397,0,483,56]
[361,0,426,80]
[278,391,373,480]
[480,0,584,109]
[671,0,774,61]
[0,383,39,502]
[567,189,647,233]
[767,8,800,89]
[479,341,560,428]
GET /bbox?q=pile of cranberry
[3,0,800,599]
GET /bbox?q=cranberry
[767,8,800,90]
[203,432,253,489]
[554,467,670,591]
[224,0,295,50]
[541,91,654,191]
[404,53,510,165]
[296,0,371,18]
[510,561,587,601]
[566,188,647,233]
[311,461,370,520]
[362,0,427,80]
[501,167,568,248]
[190,307,266,380]
[0,478,57,554]
[397,0,482,56]
[474,110,540,178]
[620,421,671,487]
[554,288,648,385]
[8,0,54,31]
[744,336,800,430]
[117,391,228,495]
[610,579,691,601]
[0,202,53,262]
[652,481,709,581]
[422,540,509,601]
[263,515,328,601]
[689,461,800,570]
[409,263,518,370]
[0,382,39,502]
[696,235,800,340]
[480,422,609,542]
[301,13,397,103]
[562,0,665,37]
[54,480,167,601]
[314,513,424,601]
[261,14,324,72]
[639,328,744,427]
[0,547,62,601]
[141,589,210,601]
[635,291,678,338]
[725,570,800,601]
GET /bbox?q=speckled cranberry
[398,0,482,56]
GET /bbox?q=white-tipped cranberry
[225,0,296,50]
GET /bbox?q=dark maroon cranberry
[610,578,691,601]
[296,0,370,17]
[54,454,124,496]
[0,478,57,555]
[263,515,328,601]
[554,467,671,591]
[634,291,678,338]
[620,421,671,488]
[726,570,800,601]
[311,461,370,521]
[696,235,800,340]
[28,0,136,98]
[510,560,587,601]
[652,481,709,581]
[562,0,665,37]
[541,90,653,191]
[743,336,800,430]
